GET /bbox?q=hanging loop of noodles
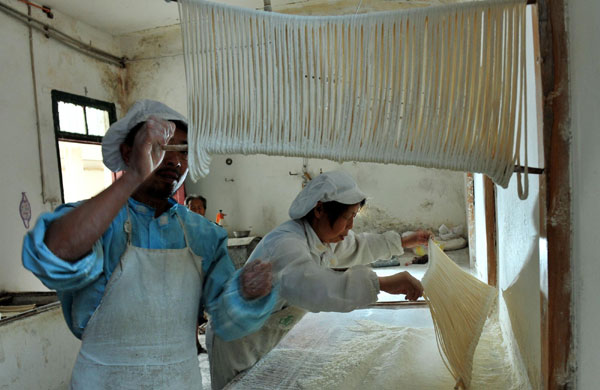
[178,0,528,192]
[422,241,498,389]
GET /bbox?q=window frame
[51,90,117,203]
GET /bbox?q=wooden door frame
[476,2,572,388]
[536,0,573,388]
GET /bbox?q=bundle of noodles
[421,240,497,389]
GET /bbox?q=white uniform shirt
[247,219,405,314]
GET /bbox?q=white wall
[569,0,600,388]
[472,174,488,281]
[496,173,542,390]
[187,155,466,236]
[0,0,123,292]
[472,8,542,388]
[0,308,80,390]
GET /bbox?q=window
[51,91,117,203]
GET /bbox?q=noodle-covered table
[224,307,528,390]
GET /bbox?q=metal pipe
[514,165,544,174]
[0,2,126,68]
[27,4,49,205]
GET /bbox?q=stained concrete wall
[0,308,80,390]
[569,0,600,388]
[187,155,467,237]
[0,0,123,292]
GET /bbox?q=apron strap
[174,211,204,279]
[174,212,192,249]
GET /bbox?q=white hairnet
[288,171,367,219]
[102,99,188,172]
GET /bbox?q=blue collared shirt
[22,197,276,341]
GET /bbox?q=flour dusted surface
[227,309,530,390]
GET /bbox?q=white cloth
[70,213,203,390]
[208,219,404,389]
[288,171,367,219]
[102,99,188,172]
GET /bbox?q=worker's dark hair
[124,120,188,147]
[185,195,207,209]
[305,199,366,227]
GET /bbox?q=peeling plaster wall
[117,25,188,112]
[0,0,122,292]
[570,0,600,388]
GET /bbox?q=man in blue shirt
[22,100,276,389]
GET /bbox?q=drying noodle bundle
[178,0,529,195]
[422,240,497,389]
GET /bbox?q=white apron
[207,304,307,389]
[71,211,204,390]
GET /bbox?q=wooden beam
[536,0,574,387]
[484,176,498,287]
[529,4,550,389]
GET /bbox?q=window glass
[86,106,110,136]
[58,101,86,134]
[58,141,113,203]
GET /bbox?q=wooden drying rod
[370,300,429,307]
[160,145,545,175]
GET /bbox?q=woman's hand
[240,259,273,300]
[401,230,434,249]
[378,271,424,301]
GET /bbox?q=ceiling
[38,0,263,35]
[36,0,457,36]
[39,0,182,35]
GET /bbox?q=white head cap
[102,99,188,172]
[288,171,367,219]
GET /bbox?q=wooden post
[536,0,574,388]
[483,176,497,287]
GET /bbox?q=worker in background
[186,194,207,217]
[22,100,277,390]
[208,170,432,389]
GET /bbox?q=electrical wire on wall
[18,0,52,17]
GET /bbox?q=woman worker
[208,170,432,389]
